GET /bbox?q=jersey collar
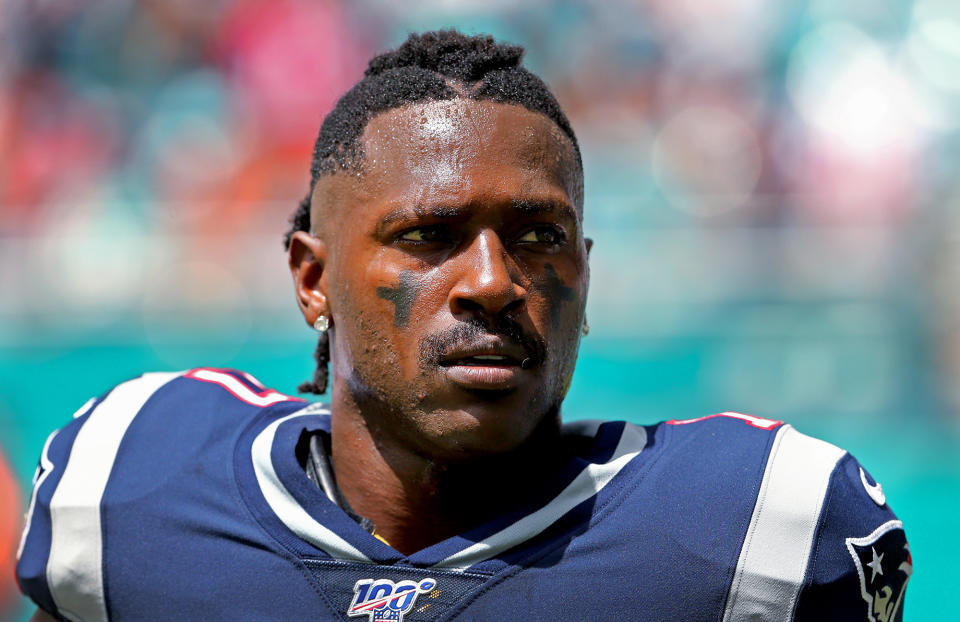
[237,405,650,572]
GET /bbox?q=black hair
[286,29,583,395]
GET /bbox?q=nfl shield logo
[347,577,437,622]
[845,520,911,622]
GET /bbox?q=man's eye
[518,227,564,245]
[398,226,449,243]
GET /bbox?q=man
[18,31,909,621]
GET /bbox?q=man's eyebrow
[380,205,464,225]
[511,198,577,220]
[378,200,576,227]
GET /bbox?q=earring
[581,319,590,337]
[313,315,330,333]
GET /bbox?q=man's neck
[328,404,564,556]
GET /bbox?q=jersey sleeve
[793,452,911,622]
[15,368,305,621]
[16,372,182,621]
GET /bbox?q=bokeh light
[0,2,957,619]
[651,105,762,215]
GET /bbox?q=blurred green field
[2,333,956,620]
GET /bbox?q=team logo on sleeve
[347,577,437,621]
[846,520,911,622]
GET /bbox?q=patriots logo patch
[846,520,911,622]
[347,577,438,622]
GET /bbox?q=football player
[19,31,909,621]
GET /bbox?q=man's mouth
[420,319,547,392]
[438,344,533,389]
[441,354,521,367]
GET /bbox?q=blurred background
[1,0,958,618]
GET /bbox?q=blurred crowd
[1,0,958,420]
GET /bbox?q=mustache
[418,317,547,368]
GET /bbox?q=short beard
[339,315,562,463]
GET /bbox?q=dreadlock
[285,29,583,395]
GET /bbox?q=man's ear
[585,237,593,254]
[288,231,330,328]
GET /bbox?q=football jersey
[17,368,911,621]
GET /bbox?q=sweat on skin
[287,97,590,555]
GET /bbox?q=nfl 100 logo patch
[347,577,438,622]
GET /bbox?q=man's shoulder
[40,367,310,479]
[648,411,856,479]
[629,412,899,522]
[653,412,899,522]
[561,412,814,482]
[645,412,910,621]
[121,367,305,409]
[67,367,307,427]
[21,366,309,507]
[562,412,897,499]
[565,412,813,473]
[21,366,309,518]
[543,415,909,619]
[573,410,790,442]
[569,412,906,554]
[16,368,310,619]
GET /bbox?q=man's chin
[343,367,560,459]
[407,397,560,462]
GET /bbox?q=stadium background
[1,0,958,619]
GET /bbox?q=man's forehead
[362,98,572,158]
[310,99,580,231]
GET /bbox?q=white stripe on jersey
[250,408,373,563]
[46,372,181,622]
[433,421,648,570]
[19,394,99,563]
[722,425,846,622]
[17,429,60,562]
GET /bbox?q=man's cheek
[530,263,576,329]
[376,269,422,328]
[339,311,401,378]
[351,304,429,385]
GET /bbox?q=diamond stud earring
[313,315,330,333]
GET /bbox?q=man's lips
[438,340,530,367]
[438,340,535,389]
[440,352,522,367]
[440,362,525,390]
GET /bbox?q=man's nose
[448,230,526,319]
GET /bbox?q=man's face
[308,99,589,460]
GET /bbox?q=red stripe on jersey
[185,368,304,407]
[666,412,782,430]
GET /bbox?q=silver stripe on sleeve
[722,425,846,622]
[46,372,181,622]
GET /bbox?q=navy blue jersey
[17,369,910,621]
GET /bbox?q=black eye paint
[539,263,575,327]
[377,270,419,327]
